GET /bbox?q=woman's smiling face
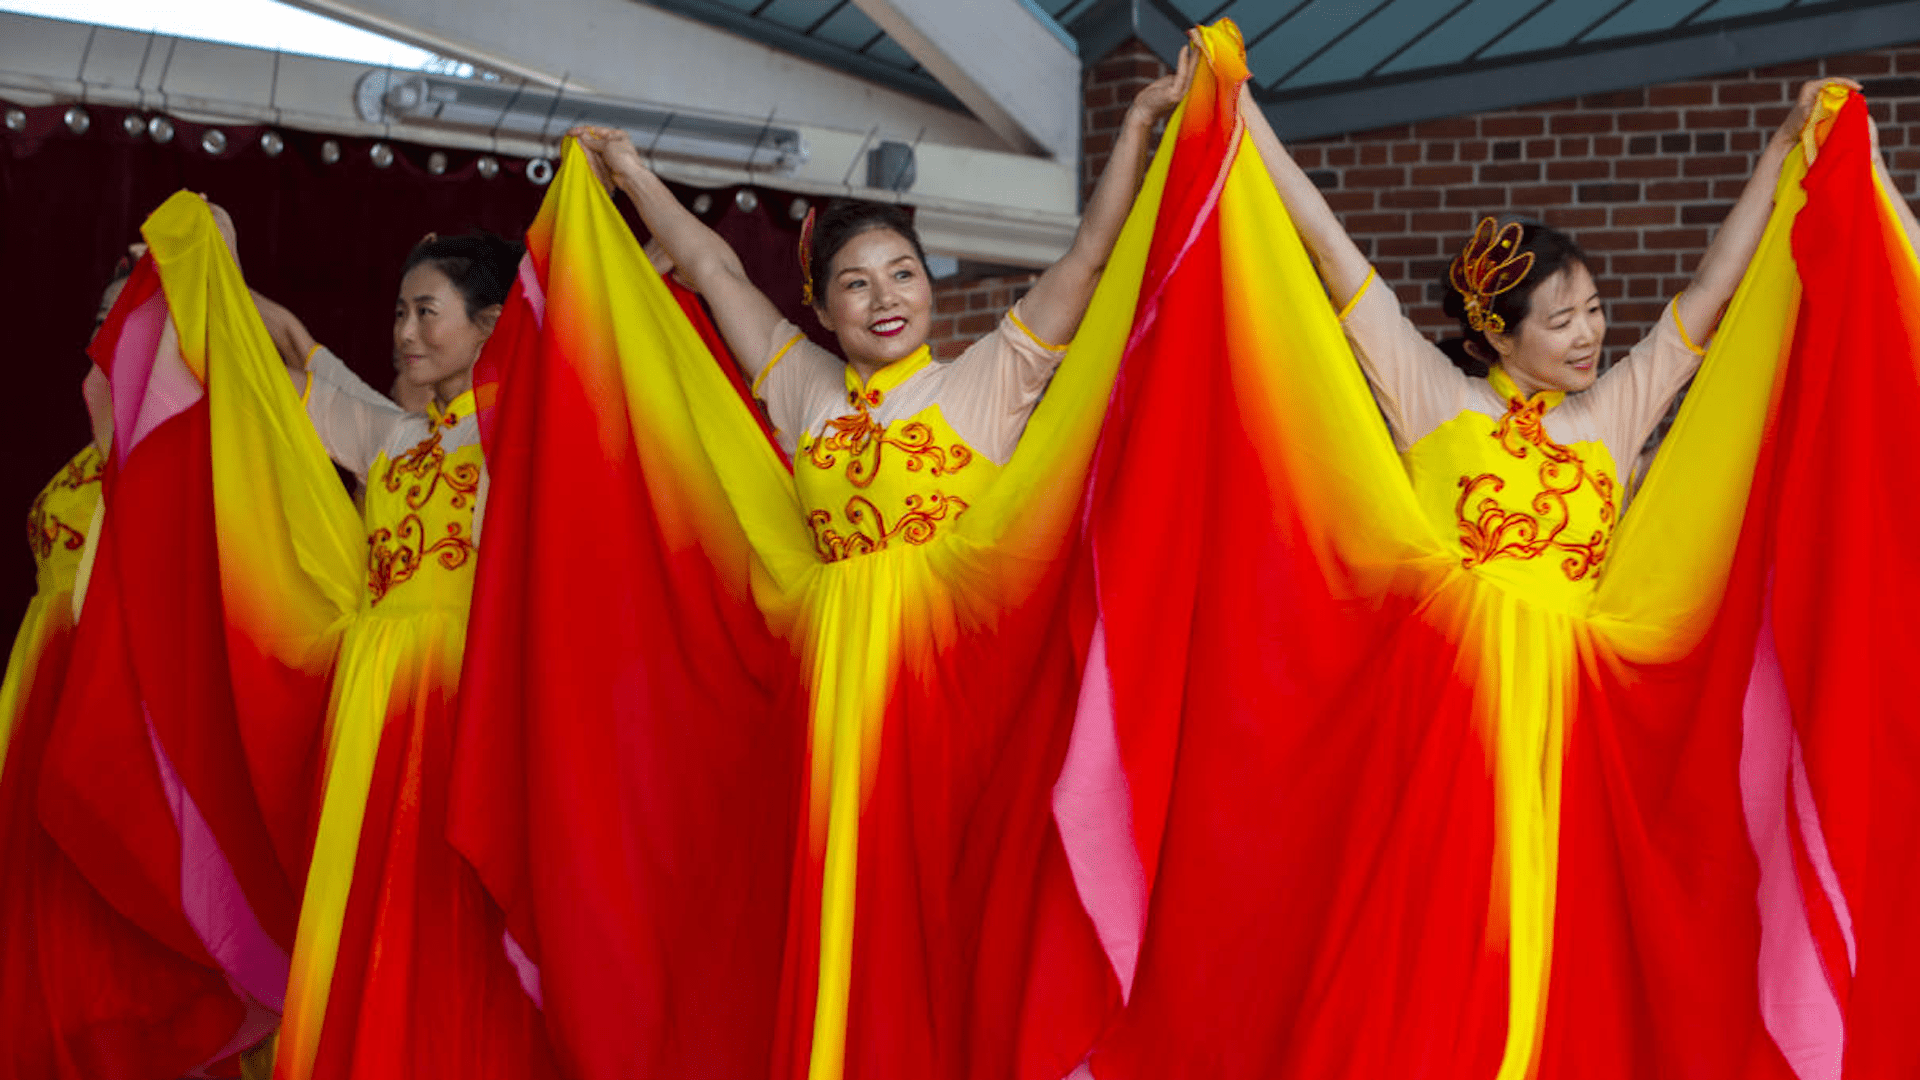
[814,226,933,375]
[1489,261,1607,398]
[393,263,493,404]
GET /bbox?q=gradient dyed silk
[0,444,241,1079]
[34,194,367,1075]
[447,131,1229,1077]
[1064,28,1915,1080]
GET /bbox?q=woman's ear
[1463,339,1497,366]
[1482,327,1516,360]
[475,303,504,337]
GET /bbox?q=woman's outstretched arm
[1015,45,1194,346]
[1676,78,1860,341]
[1235,84,1373,309]
[571,127,787,377]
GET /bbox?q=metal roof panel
[1374,0,1555,74]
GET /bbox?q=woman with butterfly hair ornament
[1063,25,1920,1080]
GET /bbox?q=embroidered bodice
[795,348,1000,563]
[362,392,482,611]
[1406,368,1619,610]
[26,444,105,597]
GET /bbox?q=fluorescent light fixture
[356,69,807,174]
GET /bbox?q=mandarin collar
[1488,365,1566,411]
[843,345,932,409]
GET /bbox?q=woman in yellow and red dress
[514,47,1193,1079]
[0,268,248,1078]
[250,233,559,1080]
[1074,26,1920,1079]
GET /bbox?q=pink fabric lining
[1052,622,1147,999]
[503,928,544,1009]
[517,254,548,325]
[141,713,289,1015]
[109,292,204,462]
[1740,594,1847,1078]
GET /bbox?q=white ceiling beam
[849,0,1081,161]
[0,12,1078,264]
[280,0,1006,152]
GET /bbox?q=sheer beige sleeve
[301,346,407,480]
[1337,270,1476,449]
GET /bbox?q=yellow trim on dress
[842,344,932,405]
[1336,267,1377,322]
[1670,296,1708,357]
[1006,306,1069,353]
[1487,363,1566,411]
[754,331,806,398]
[300,342,321,405]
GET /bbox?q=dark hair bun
[402,230,524,317]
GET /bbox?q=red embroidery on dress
[366,422,479,602]
[25,452,104,559]
[807,491,971,564]
[801,393,976,562]
[1453,396,1617,582]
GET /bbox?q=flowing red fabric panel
[1770,95,1920,1076]
[452,242,799,1079]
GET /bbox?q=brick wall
[929,272,1041,359]
[1297,47,1920,351]
[935,40,1920,361]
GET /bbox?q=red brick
[1582,88,1647,109]
[1719,81,1785,105]
[1557,137,1590,156]
[968,289,993,310]
[1351,123,1411,141]
[1711,179,1749,199]
[1827,54,1892,76]
[1360,144,1390,165]
[1525,138,1557,159]
[1380,188,1440,209]
[1612,204,1677,227]
[1392,143,1422,163]
[1644,227,1710,248]
[1897,102,1920,125]
[1083,130,1115,156]
[1899,50,1920,74]
[1618,111,1681,132]
[1482,116,1545,137]
[1347,211,1408,233]
[1646,180,1710,200]
[1327,190,1377,211]
[929,317,955,337]
[957,312,996,335]
[1414,117,1477,138]
[1412,211,1471,232]
[1458,140,1491,162]
[1754,106,1791,128]
[1444,187,1508,207]
[1578,182,1642,203]
[1731,131,1764,151]
[1754,60,1820,79]
[1327,147,1357,166]
[1650,84,1714,107]
[1372,260,1407,281]
[1292,146,1323,168]
[935,292,967,315]
[1592,136,1625,156]
[1685,108,1751,129]
[1412,164,1474,186]
[1378,235,1439,257]
[1345,166,1407,187]
[1626,276,1661,298]
[1616,157,1679,179]
[1610,300,1669,324]
[1661,276,1694,294]
[1550,114,1613,135]
[1425,143,1457,162]
[1593,277,1626,300]
[1682,154,1749,177]
[1575,229,1639,251]
[1510,184,1574,205]
[1479,162,1540,182]
[1680,201,1734,225]
[1547,159,1610,181]
[1610,254,1676,275]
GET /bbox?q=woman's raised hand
[1128,42,1197,128]
[567,125,648,192]
[1778,77,1863,144]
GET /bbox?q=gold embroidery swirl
[366,514,474,604]
[26,452,105,559]
[1453,396,1616,582]
[807,491,971,564]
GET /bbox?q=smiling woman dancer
[559,43,1192,1080]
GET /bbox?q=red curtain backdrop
[0,96,819,630]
